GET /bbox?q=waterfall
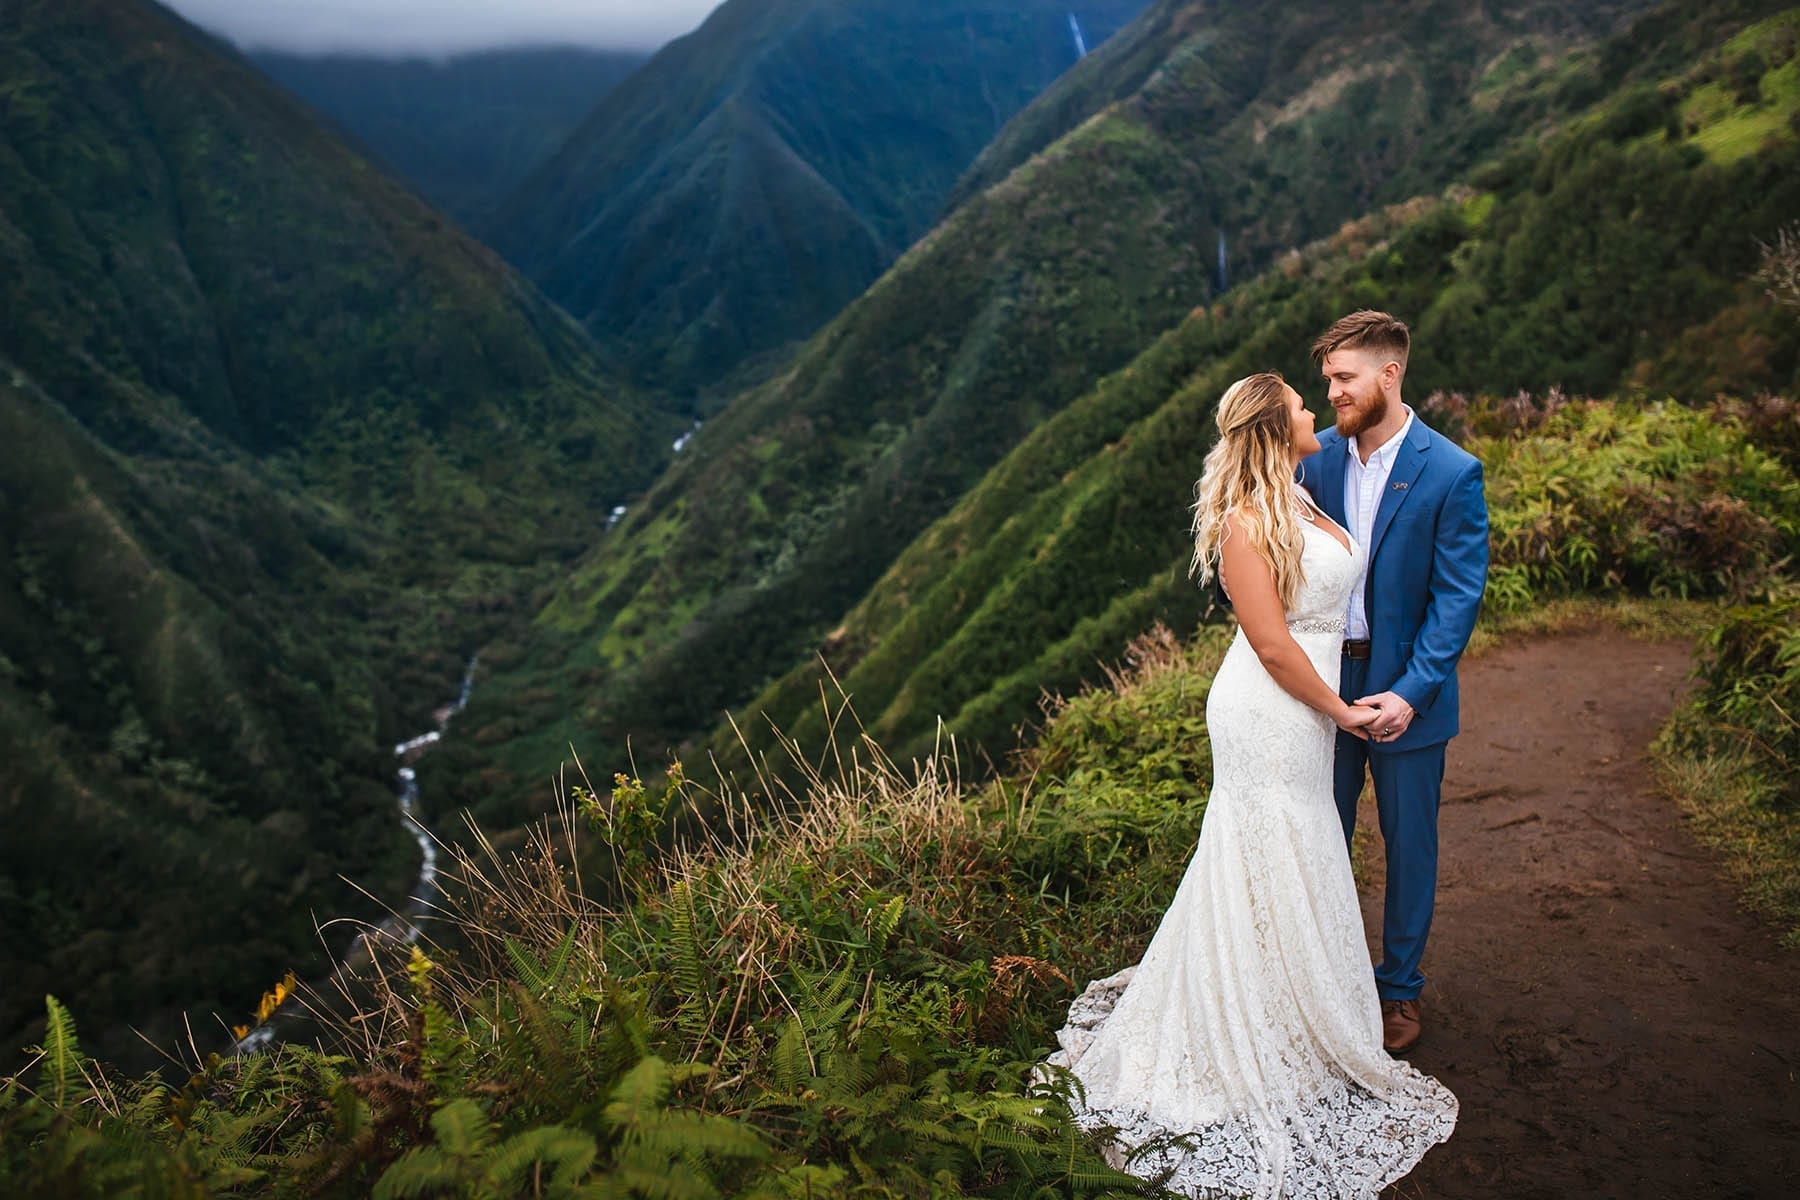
[1217,229,1229,293]
[1068,13,1089,59]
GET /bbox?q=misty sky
[164,0,725,56]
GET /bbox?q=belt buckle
[1342,639,1371,661]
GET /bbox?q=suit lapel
[1308,432,1350,528]
[1367,419,1430,565]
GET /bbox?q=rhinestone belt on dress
[1286,617,1346,634]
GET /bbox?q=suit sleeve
[1392,457,1488,715]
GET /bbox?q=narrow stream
[233,656,477,1053]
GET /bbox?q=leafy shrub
[1422,394,1800,611]
[1009,624,1226,903]
[1675,590,1800,809]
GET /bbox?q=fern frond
[604,1160,724,1200]
[667,880,714,1049]
[769,1017,809,1091]
[872,894,905,948]
[602,1055,674,1134]
[504,922,582,1000]
[802,965,856,1019]
[428,1097,497,1158]
[480,1124,597,1192]
[504,936,551,995]
[633,1110,768,1163]
[329,1079,371,1138]
[420,1000,475,1094]
[546,921,580,990]
[38,995,82,1107]
[371,1145,464,1200]
[792,965,856,1053]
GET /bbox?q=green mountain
[438,0,1661,820]
[705,0,1800,777]
[487,0,1151,394]
[248,47,648,227]
[0,0,675,1065]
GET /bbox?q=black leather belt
[1342,639,1371,661]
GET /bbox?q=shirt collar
[1347,404,1414,466]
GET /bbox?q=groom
[1299,311,1489,1055]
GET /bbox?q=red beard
[1335,387,1390,438]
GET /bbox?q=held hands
[1336,703,1383,741]
[1355,691,1416,743]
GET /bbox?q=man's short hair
[1311,310,1410,371]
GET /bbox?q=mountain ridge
[438,0,1663,821]
[248,46,647,227]
[0,0,676,1066]
[488,0,1152,394]
[699,0,1800,778]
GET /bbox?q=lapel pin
[1392,481,1408,490]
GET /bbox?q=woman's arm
[1220,514,1376,736]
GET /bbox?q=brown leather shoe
[1381,998,1422,1055]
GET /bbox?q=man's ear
[1381,360,1402,390]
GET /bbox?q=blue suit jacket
[1299,417,1489,750]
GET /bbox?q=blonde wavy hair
[1189,372,1308,610]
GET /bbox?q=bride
[1043,373,1457,1197]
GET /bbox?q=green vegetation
[5,386,1788,1195]
[1655,588,1800,944]
[9,0,1800,1145]
[1,726,1167,1197]
[688,1,1800,786]
[458,0,1686,822]
[250,48,647,227]
[0,0,677,1067]
[1448,396,1799,611]
[489,0,1152,394]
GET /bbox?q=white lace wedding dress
[1045,513,1457,1197]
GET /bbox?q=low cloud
[164,0,723,56]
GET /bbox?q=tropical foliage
[6,392,1791,1194]
[0,0,676,1066]
[452,0,1681,823]
[675,2,1800,788]
[9,0,1800,1162]
[1654,586,1800,946]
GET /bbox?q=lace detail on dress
[1048,969,1456,1199]
[1044,519,1456,1198]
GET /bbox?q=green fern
[480,1124,597,1194]
[870,893,906,951]
[769,1017,810,1091]
[36,995,83,1107]
[375,1098,497,1199]
[501,985,588,1114]
[504,920,581,998]
[602,1057,768,1175]
[372,1145,469,1199]
[667,879,713,1049]
[420,999,476,1094]
[794,966,857,1040]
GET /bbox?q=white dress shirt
[1343,406,1415,639]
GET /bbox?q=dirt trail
[1374,629,1800,1200]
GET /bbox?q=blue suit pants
[1334,657,1446,1002]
